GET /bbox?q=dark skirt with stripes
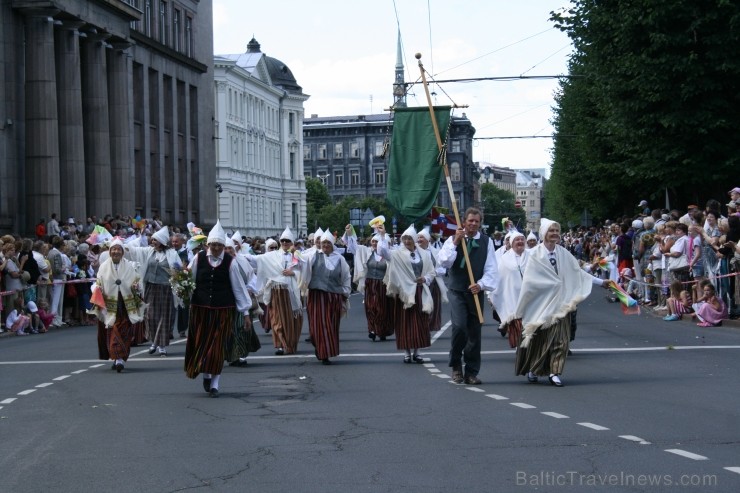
[224,311,262,362]
[307,289,343,360]
[505,318,523,349]
[364,278,394,337]
[269,287,303,354]
[515,315,571,377]
[258,302,271,333]
[184,305,234,378]
[144,283,174,347]
[392,285,431,350]
[97,294,133,361]
[131,321,147,345]
[429,281,442,332]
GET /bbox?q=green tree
[480,183,526,232]
[549,0,740,221]
[306,177,332,232]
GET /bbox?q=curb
[643,305,740,328]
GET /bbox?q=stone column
[54,20,86,223]
[107,42,133,216]
[23,9,61,233]
[80,28,112,216]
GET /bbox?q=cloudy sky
[213,0,573,174]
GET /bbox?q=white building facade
[516,170,546,234]
[213,38,309,238]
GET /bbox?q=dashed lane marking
[71,369,87,374]
[664,449,708,461]
[52,375,70,381]
[510,402,536,409]
[724,467,740,475]
[541,412,569,419]
[1,398,17,404]
[619,435,651,445]
[485,394,509,400]
[35,383,53,388]
[17,389,36,396]
[465,387,485,393]
[577,422,610,431]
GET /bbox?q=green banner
[386,106,451,221]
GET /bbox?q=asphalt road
[1,291,739,492]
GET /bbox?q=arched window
[450,161,461,182]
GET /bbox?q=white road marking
[1,398,17,404]
[724,467,740,475]
[619,435,651,445]
[510,402,536,409]
[577,422,610,431]
[17,389,36,396]
[466,387,485,393]
[89,364,105,368]
[542,412,569,419]
[52,375,70,381]
[428,368,441,373]
[35,383,53,388]
[664,449,708,460]
[71,369,87,374]
[486,394,509,400]
[431,321,451,344]
[423,363,435,368]
[435,374,451,379]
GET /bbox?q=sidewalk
[0,321,95,339]
[642,303,740,328]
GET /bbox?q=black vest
[191,251,236,308]
[448,233,489,291]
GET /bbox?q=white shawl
[253,250,303,314]
[384,247,436,313]
[490,248,529,326]
[515,244,593,348]
[353,244,373,294]
[91,258,147,328]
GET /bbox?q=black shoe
[203,378,211,393]
[403,355,411,364]
[567,349,573,356]
[148,345,157,355]
[548,374,564,387]
[321,359,331,365]
[179,332,186,338]
[275,348,285,355]
[229,360,240,367]
[497,327,507,337]
[464,374,482,385]
[368,332,377,341]
[412,355,424,364]
[115,363,124,373]
[209,388,219,398]
[379,336,387,341]
[526,372,539,383]
[304,337,313,343]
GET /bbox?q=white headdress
[280,227,294,242]
[225,237,235,248]
[539,218,558,241]
[418,227,431,242]
[231,230,242,245]
[207,220,226,245]
[527,231,537,242]
[314,227,324,239]
[109,237,124,250]
[265,238,278,250]
[152,226,170,246]
[401,224,418,243]
[320,229,336,244]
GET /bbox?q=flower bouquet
[169,268,195,307]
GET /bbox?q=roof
[217,37,303,94]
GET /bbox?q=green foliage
[480,183,526,232]
[549,0,740,222]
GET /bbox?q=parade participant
[515,219,607,387]
[184,221,252,397]
[125,226,182,356]
[304,230,351,364]
[492,231,504,250]
[353,232,394,341]
[490,232,528,348]
[526,232,538,250]
[417,227,448,332]
[90,238,146,372]
[248,227,304,355]
[438,207,499,385]
[378,224,436,364]
[171,233,190,338]
[224,237,260,367]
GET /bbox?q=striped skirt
[184,305,234,378]
[224,311,262,362]
[392,285,431,350]
[364,278,394,337]
[307,289,343,360]
[429,281,442,332]
[97,295,133,361]
[258,302,271,333]
[505,318,523,349]
[269,287,303,354]
[515,315,571,377]
[144,283,174,347]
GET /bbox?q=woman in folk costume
[248,227,304,355]
[124,225,182,356]
[90,237,146,373]
[489,232,529,348]
[224,237,261,367]
[514,219,607,387]
[526,232,538,250]
[184,221,252,397]
[417,227,448,332]
[302,230,351,364]
[353,232,394,342]
[377,224,436,363]
[254,237,278,334]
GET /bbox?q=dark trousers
[448,289,483,376]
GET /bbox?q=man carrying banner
[438,207,499,385]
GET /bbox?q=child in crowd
[663,280,693,321]
[36,299,54,330]
[6,298,30,335]
[26,301,47,333]
[692,283,727,327]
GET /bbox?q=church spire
[393,29,406,108]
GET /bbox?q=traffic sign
[514,200,522,208]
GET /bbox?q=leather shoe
[368,332,377,342]
[321,359,331,365]
[275,348,285,355]
[148,345,157,355]
[451,366,463,384]
[379,336,387,341]
[526,371,538,383]
[412,355,424,364]
[209,388,219,398]
[115,363,124,373]
[403,355,411,364]
[203,378,211,393]
[548,374,564,387]
[464,374,482,385]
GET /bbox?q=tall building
[516,169,546,233]
[302,34,477,217]
[0,0,215,235]
[213,38,309,238]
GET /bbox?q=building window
[374,141,385,157]
[318,144,327,160]
[304,172,311,179]
[350,170,360,185]
[451,140,461,153]
[185,16,193,57]
[494,173,503,180]
[375,169,385,184]
[159,1,168,45]
[450,161,461,182]
[303,145,311,160]
[144,0,152,35]
[289,152,295,179]
[289,113,295,135]
[334,143,343,159]
[334,171,344,186]
[350,142,359,158]
[530,200,535,206]
[173,9,181,51]
[318,173,328,185]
